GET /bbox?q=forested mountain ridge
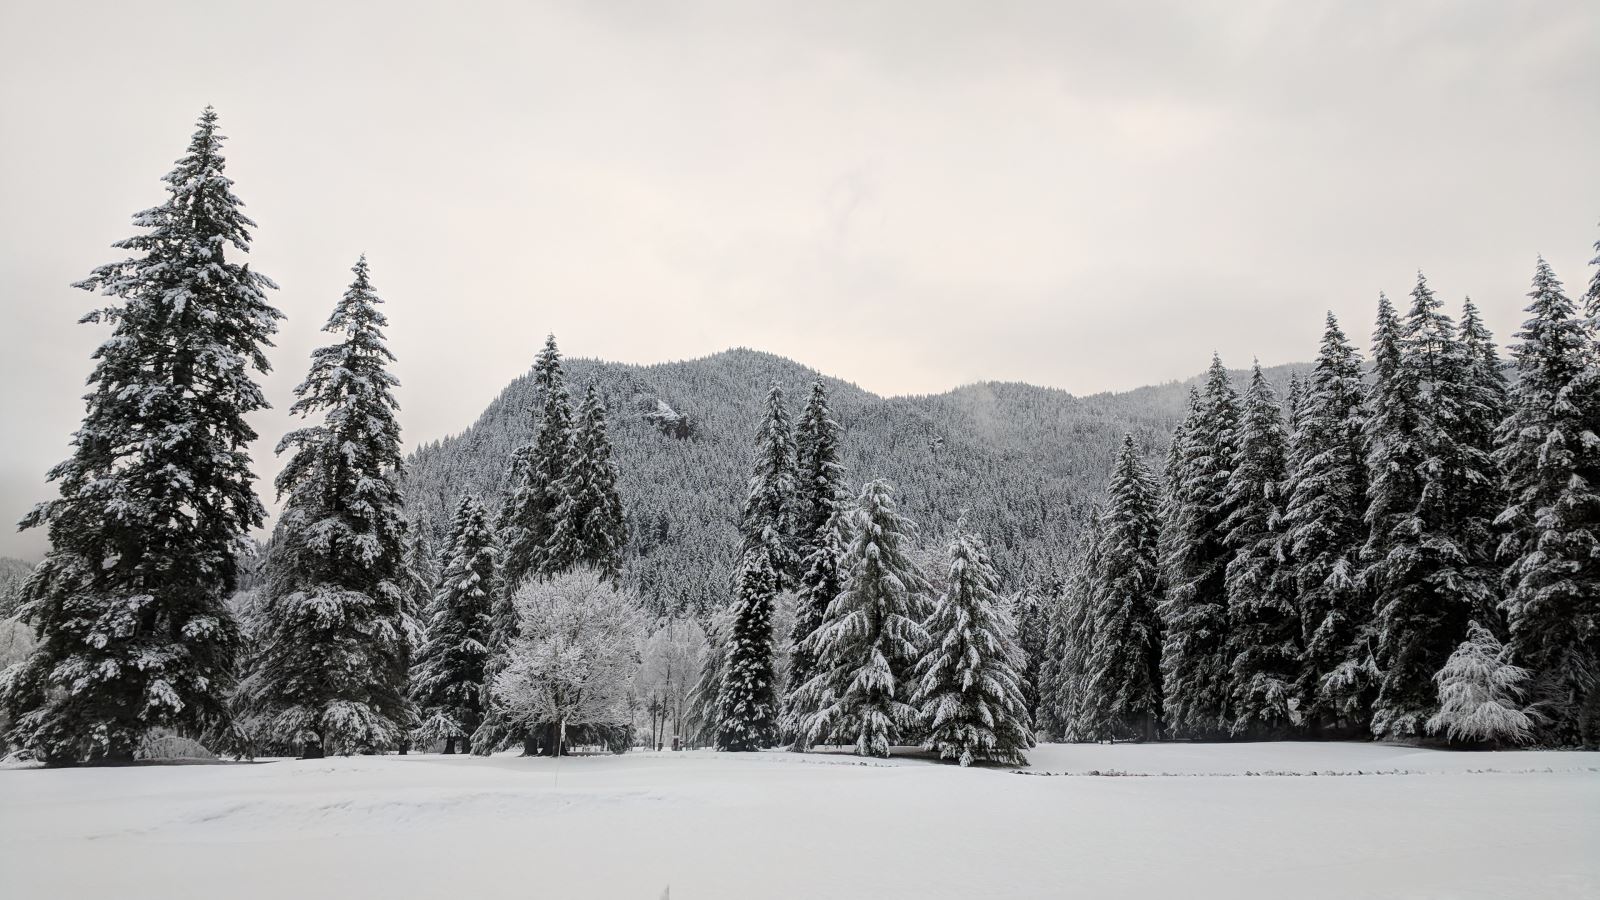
[404,347,1311,616]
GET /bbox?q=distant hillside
[0,557,33,618]
[404,348,1310,616]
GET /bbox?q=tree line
[1039,257,1600,749]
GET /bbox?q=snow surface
[2,743,1596,899]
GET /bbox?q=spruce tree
[411,495,497,753]
[743,384,799,580]
[1159,355,1240,738]
[1084,436,1164,741]
[5,108,282,763]
[782,503,848,748]
[499,335,573,588]
[244,257,411,757]
[715,543,781,751]
[1284,314,1373,731]
[1366,275,1486,738]
[546,384,628,581]
[782,379,850,745]
[1425,621,1535,747]
[913,526,1034,766]
[1055,509,1104,742]
[715,385,799,750]
[794,480,930,757]
[1223,363,1299,735]
[1494,258,1600,745]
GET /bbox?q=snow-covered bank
[2,743,1596,899]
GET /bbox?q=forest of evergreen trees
[2,108,1597,767]
[1041,269,1600,749]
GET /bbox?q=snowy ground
[3,743,1597,899]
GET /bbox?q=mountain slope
[404,348,1309,616]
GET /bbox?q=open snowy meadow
[3,743,1597,900]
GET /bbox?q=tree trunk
[443,737,456,755]
[522,735,539,757]
[302,739,325,760]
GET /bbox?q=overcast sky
[1,1,1596,558]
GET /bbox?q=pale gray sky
[1,1,1596,558]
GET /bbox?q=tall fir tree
[714,384,799,749]
[545,384,628,581]
[793,480,930,757]
[1455,297,1511,623]
[783,379,850,745]
[913,525,1034,766]
[782,503,849,748]
[1159,355,1241,738]
[499,335,574,588]
[1365,274,1487,738]
[1494,258,1600,745]
[1042,506,1103,742]
[743,384,800,580]
[244,257,411,757]
[5,108,282,763]
[1283,313,1373,731]
[715,542,781,751]
[1222,363,1299,735]
[411,495,498,754]
[1083,436,1164,741]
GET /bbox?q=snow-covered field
[3,743,1597,899]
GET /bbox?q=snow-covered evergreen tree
[793,480,930,757]
[782,503,849,748]
[743,384,799,580]
[714,386,802,750]
[782,379,850,746]
[546,384,628,581]
[1366,275,1487,738]
[1159,355,1240,738]
[4,108,281,763]
[715,542,781,751]
[499,335,574,587]
[1082,436,1163,741]
[1494,258,1600,746]
[1052,509,1104,742]
[1223,363,1299,735]
[243,256,411,757]
[411,495,497,753]
[913,526,1034,766]
[1283,313,1373,731]
[1426,621,1535,747]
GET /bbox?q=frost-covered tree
[1283,314,1373,732]
[794,379,848,551]
[241,257,412,758]
[411,495,497,753]
[782,503,849,748]
[1159,355,1240,738]
[783,379,850,742]
[3,108,281,764]
[1048,509,1103,742]
[637,618,707,749]
[1494,258,1600,745]
[1426,621,1535,747]
[913,526,1034,766]
[546,384,628,581]
[743,384,800,581]
[1223,363,1299,735]
[1365,275,1490,738]
[684,604,732,748]
[1083,437,1163,741]
[490,569,646,751]
[715,542,781,751]
[793,480,930,757]
[499,335,574,587]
